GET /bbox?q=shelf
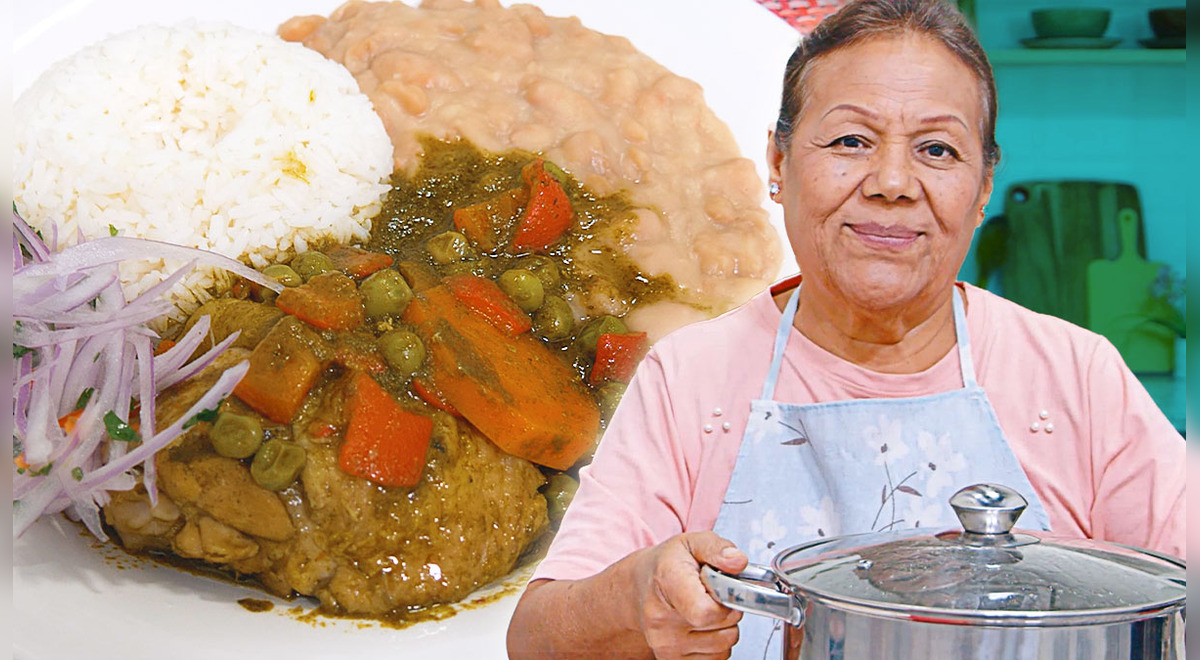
[988,48,1186,66]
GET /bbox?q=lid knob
[950,484,1027,535]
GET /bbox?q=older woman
[507,0,1186,657]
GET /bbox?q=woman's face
[769,32,993,313]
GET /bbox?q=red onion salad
[12,211,283,539]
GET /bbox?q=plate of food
[12,1,799,658]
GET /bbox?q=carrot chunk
[325,246,394,279]
[402,284,600,470]
[510,159,573,253]
[443,273,532,336]
[453,187,527,251]
[589,332,649,385]
[275,271,365,331]
[412,378,460,416]
[233,317,324,423]
[339,371,433,488]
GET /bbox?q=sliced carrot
[412,378,460,416]
[58,408,84,435]
[275,271,365,331]
[14,454,29,471]
[339,371,433,488]
[402,284,600,470]
[326,245,394,279]
[233,317,324,423]
[589,332,649,386]
[510,159,573,253]
[443,274,532,336]
[154,339,177,356]
[307,421,340,438]
[452,187,527,251]
[331,333,387,374]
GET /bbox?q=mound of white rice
[14,22,393,312]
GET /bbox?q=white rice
[14,22,394,313]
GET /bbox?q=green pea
[517,255,561,291]
[262,264,302,288]
[291,252,334,281]
[533,296,574,342]
[380,330,426,376]
[544,473,579,527]
[426,231,475,265]
[359,269,413,318]
[208,412,264,459]
[498,269,545,313]
[596,382,628,421]
[575,315,628,356]
[250,440,306,491]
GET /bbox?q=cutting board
[998,180,1143,327]
[1085,208,1174,373]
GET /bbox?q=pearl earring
[769,182,780,197]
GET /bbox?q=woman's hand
[507,531,748,659]
[635,531,749,659]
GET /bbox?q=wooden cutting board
[1085,208,1173,373]
[999,180,1143,327]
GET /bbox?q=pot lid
[772,484,1185,626]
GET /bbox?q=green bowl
[1149,8,1186,38]
[1031,8,1112,38]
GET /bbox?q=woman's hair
[775,0,1000,169]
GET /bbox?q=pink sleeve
[531,349,695,581]
[1086,338,1186,558]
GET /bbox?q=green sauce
[367,136,677,312]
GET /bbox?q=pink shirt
[533,279,1186,582]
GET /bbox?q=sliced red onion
[11,213,268,540]
[15,236,282,294]
[13,210,50,262]
[151,315,212,376]
[59,361,249,508]
[154,331,241,394]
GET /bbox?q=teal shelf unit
[962,2,1186,431]
[987,48,1184,66]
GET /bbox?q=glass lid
[773,484,1186,626]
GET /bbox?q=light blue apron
[712,285,1052,659]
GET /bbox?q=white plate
[12,2,799,658]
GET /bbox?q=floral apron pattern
[712,286,1052,659]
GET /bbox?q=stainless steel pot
[702,484,1185,660]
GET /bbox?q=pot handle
[700,564,804,627]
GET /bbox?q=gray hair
[774,0,1000,169]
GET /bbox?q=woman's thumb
[687,532,748,573]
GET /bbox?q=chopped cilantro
[183,401,223,429]
[30,463,53,477]
[13,344,32,358]
[75,387,95,410]
[71,467,84,481]
[103,411,140,443]
[108,224,118,236]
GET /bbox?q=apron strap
[951,287,978,388]
[761,285,801,400]
[762,285,977,399]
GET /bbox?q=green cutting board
[1085,208,1174,373]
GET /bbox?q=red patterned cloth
[756,0,849,34]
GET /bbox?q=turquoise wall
[959,0,1187,285]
